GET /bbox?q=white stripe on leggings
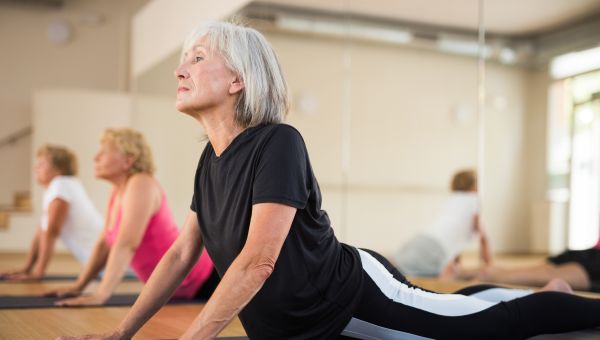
[357,249,497,316]
[470,287,533,303]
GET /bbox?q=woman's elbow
[250,259,276,282]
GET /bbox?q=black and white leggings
[342,248,600,339]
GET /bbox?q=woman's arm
[474,214,492,266]
[27,198,69,280]
[113,211,206,338]
[9,199,69,281]
[4,198,69,281]
[57,210,205,340]
[56,175,159,306]
[45,231,111,298]
[179,202,296,339]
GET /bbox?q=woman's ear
[229,76,244,95]
[124,155,135,171]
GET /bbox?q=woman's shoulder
[124,174,162,205]
[260,123,305,144]
[48,175,80,192]
[126,173,157,189]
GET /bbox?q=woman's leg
[342,249,600,339]
[452,278,571,303]
[478,262,590,290]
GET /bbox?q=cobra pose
[47,129,217,306]
[58,21,600,339]
[0,145,102,282]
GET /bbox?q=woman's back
[105,190,213,298]
[42,176,102,265]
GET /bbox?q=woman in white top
[0,145,102,281]
[395,169,491,277]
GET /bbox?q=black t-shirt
[191,124,363,339]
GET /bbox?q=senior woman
[59,22,600,339]
[0,145,102,281]
[47,128,217,306]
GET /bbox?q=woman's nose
[174,64,189,80]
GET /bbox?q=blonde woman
[0,145,102,281]
[59,22,600,340]
[47,128,217,306]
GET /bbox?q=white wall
[131,0,251,77]
[0,0,148,206]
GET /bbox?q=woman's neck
[41,173,60,189]
[198,109,245,156]
[109,174,130,196]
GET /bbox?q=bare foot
[538,278,573,294]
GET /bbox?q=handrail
[0,126,32,149]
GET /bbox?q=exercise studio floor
[0,253,246,339]
[0,252,598,339]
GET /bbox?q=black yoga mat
[0,294,204,309]
[0,273,139,283]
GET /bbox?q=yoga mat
[0,274,139,283]
[0,294,204,309]
[529,329,600,339]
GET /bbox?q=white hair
[182,20,289,128]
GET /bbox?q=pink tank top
[105,191,214,298]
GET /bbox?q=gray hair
[182,20,289,128]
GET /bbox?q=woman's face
[93,142,131,180]
[35,155,59,186]
[174,36,243,116]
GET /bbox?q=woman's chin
[175,101,193,115]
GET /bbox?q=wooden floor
[0,253,245,339]
[0,252,599,339]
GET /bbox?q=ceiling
[260,0,600,36]
[3,0,599,36]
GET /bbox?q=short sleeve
[190,192,197,212]
[47,177,73,203]
[252,126,310,209]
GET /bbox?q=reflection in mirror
[239,1,482,257]
[131,0,600,278]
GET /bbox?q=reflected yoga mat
[0,294,205,309]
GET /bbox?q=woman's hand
[55,293,109,307]
[4,271,43,282]
[55,329,125,340]
[44,284,84,298]
[0,268,29,278]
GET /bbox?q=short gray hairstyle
[182,20,289,128]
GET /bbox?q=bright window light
[550,46,600,79]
